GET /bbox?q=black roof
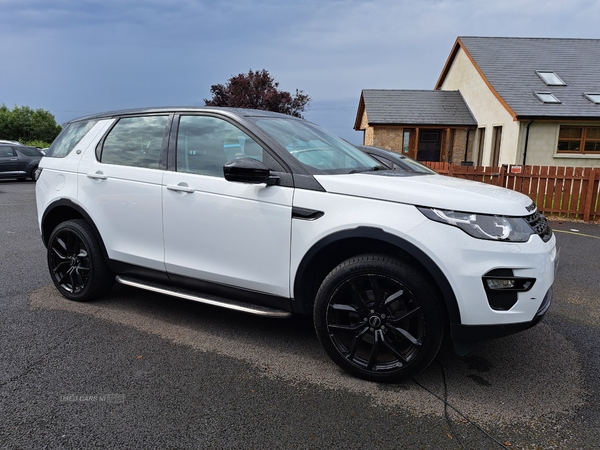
[438,37,600,119]
[69,106,297,124]
[355,90,477,129]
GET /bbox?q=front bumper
[451,286,553,344]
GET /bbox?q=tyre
[47,219,114,301]
[314,254,445,383]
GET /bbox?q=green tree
[204,69,311,118]
[0,104,62,146]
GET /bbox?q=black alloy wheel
[314,254,444,383]
[47,220,114,301]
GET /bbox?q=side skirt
[115,275,293,319]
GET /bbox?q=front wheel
[314,254,445,383]
[47,219,114,301]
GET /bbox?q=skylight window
[584,93,600,104]
[535,92,561,104]
[536,71,566,86]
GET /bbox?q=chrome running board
[115,275,293,319]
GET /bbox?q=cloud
[1,0,600,132]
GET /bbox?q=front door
[416,130,441,162]
[162,115,293,298]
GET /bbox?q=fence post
[496,165,507,187]
[583,168,596,222]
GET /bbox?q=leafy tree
[204,69,310,118]
[0,104,62,146]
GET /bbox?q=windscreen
[254,118,384,174]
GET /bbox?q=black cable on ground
[412,360,509,449]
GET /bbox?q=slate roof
[354,89,477,129]
[437,37,600,119]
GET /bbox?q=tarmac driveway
[1,180,599,449]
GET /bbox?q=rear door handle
[167,184,195,194]
[87,171,107,180]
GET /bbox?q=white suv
[36,107,556,382]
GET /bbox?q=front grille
[525,205,553,242]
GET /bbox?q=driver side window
[176,116,281,177]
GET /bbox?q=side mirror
[223,158,278,185]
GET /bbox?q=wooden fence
[423,162,600,223]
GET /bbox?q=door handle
[87,171,108,180]
[167,184,195,194]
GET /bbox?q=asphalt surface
[1,180,599,449]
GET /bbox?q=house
[355,37,600,167]
[354,90,477,164]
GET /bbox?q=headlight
[417,207,534,242]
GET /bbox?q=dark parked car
[0,144,44,180]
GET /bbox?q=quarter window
[99,116,168,168]
[46,119,99,158]
[557,126,600,153]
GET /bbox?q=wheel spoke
[368,275,383,307]
[384,288,404,306]
[347,326,370,360]
[330,303,360,314]
[349,280,369,313]
[380,332,410,363]
[52,260,70,274]
[328,321,365,333]
[387,325,422,346]
[387,306,422,324]
[366,329,383,369]
[51,245,69,261]
[57,271,68,286]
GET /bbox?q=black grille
[525,206,553,242]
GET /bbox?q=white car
[35,107,556,382]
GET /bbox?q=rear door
[77,115,170,271]
[162,114,293,297]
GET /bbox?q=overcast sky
[2,0,599,143]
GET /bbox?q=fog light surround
[483,276,535,292]
[482,269,536,311]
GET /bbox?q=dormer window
[536,71,566,86]
[535,92,561,104]
[584,93,600,104]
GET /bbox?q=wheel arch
[292,226,461,324]
[41,199,109,259]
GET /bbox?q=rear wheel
[47,220,114,301]
[314,254,445,383]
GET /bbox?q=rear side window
[16,146,43,157]
[46,119,99,158]
[0,146,17,157]
[98,116,169,169]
